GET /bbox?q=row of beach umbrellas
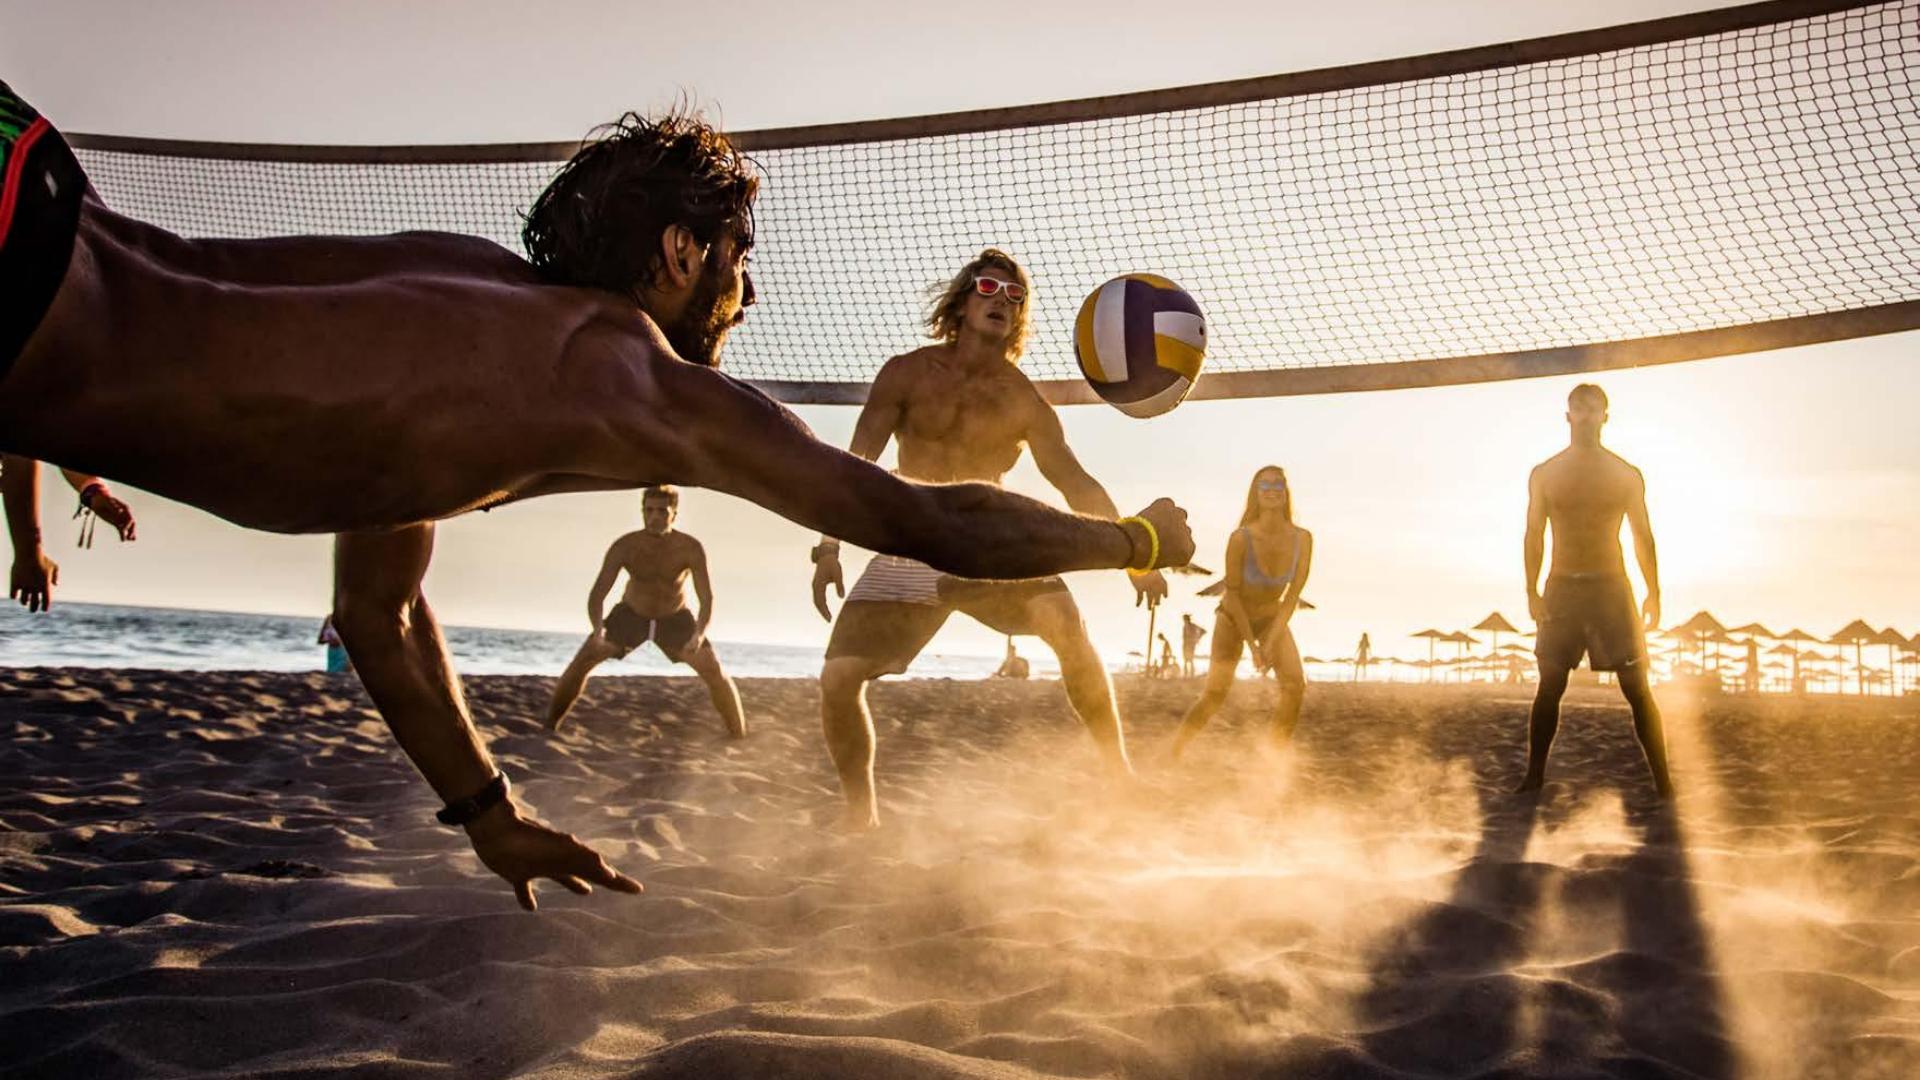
[1143,573,1915,696]
[1394,610,1919,694]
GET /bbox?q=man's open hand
[92,492,138,542]
[9,551,58,612]
[465,802,643,911]
[1131,569,1167,608]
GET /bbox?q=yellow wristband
[1117,515,1159,572]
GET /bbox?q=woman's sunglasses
[973,276,1027,304]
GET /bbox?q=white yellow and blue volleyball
[1073,273,1207,418]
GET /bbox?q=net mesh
[73,1,1920,395]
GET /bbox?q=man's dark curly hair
[522,112,758,300]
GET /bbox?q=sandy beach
[3,668,1917,1079]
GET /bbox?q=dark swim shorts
[603,604,699,661]
[1,81,87,380]
[1534,573,1648,673]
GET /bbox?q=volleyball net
[69,0,1920,404]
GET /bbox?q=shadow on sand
[1349,755,1738,1078]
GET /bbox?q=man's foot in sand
[838,803,881,832]
[1256,730,1299,763]
[1166,730,1200,763]
[1512,774,1546,796]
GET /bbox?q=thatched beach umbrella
[1775,628,1820,690]
[1473,612,1519,654]
[1411,629,1446,680]
[1702,629,1740,674]
[1766,643,1804,690]
[1667,611,1727,671]
[1799,648,1841,693]
[1830,619,1879,696]
[1444,631,1479,682]
[1868,626,1907,696]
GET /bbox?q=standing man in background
[1517,384,1674,797]
[547,486,746,739]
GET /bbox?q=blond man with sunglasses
[810,248,1170,829]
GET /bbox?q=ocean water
[0,602,1012,680]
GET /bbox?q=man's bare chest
[896,379,1030,451]
[622,541,692,583]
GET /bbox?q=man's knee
[1193,684,1230,713]
[1032,606,1095,658]
[683,644,722,677]
[1617,666,1658,707]
[820,657,877,703]
[331,592,408,645]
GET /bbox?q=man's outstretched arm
[649,364,1193,578]
[333,525,642,910]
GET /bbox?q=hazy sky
[3,1,1914,663]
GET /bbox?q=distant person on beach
[1158,633,1176,678]
[4,454,138,612]
[993,636,1031,680]
[1355,632,1372,681]
[1181,614,1205,678]
[809,249,1168,828]
[318,615,352,675]
[545,486,745,738]
[1516,384,1674,797]
[1170,466,1314,758]
[3,89,1194,908]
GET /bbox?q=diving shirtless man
[0,84,1193,907]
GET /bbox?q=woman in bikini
[1169,466,1314,757]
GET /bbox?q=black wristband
[435,772,510,827]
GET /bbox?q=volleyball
[1072,274,1207,418]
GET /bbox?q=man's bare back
[6,199,683,533]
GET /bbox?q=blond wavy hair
[925,248,1033,361]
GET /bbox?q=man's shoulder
[1533,448,1573,473]
[1600,447,1643,477]
[610,529,652,550]
[878,346,944,378]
